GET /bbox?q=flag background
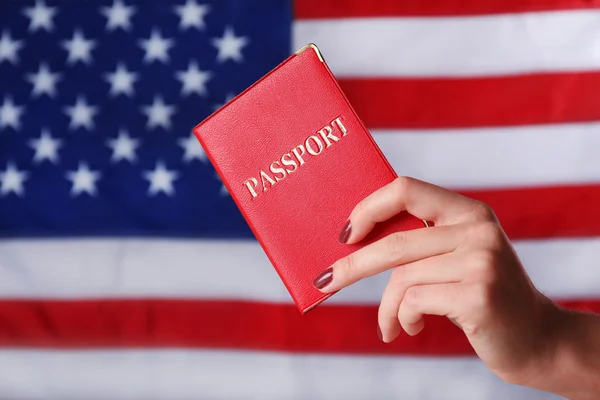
[1,0,599,399]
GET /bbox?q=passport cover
[193,44,427,314]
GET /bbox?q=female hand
[312,177,600,398]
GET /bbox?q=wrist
[532,303,600,399]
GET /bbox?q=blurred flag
[1,0,599,399]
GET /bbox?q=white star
[104,63,138,97]
[213,92,235,111]
[106,129,140,163]
[65,162,101,196]
[0,96,25,131]
[174,0,210,30]
[141,96,177,130]
[63,96,98,131]
[178,133,206,162]
[25,62,62,98]
[100,0,136,31]
[0,31,24,64]
[28,129,62,164]
[62,29,96,65]
[0,162,28,197]
[176,61,211,96]
[143,161,179,196]
[211,26,248,63]
[23,0,57,32]
[138,29,173,64]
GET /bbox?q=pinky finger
[398,283,464,336]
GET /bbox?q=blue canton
[0,0,292,238]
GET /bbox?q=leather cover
[193,44,427,314]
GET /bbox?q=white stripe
[293,11,600,77]
[373,122,600,189]
[0,349,564,400]
[0,237,597,301]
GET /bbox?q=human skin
[312,177,600,399]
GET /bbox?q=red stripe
[338,73,600,129]
[0,299,597,353]
[295,0,600,18]
[459,184,600,240]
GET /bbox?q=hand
[312,177,578,394]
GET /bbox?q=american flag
[1,0,599,398]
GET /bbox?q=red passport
[193,44,427,314]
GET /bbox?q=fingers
[313,224,462,293]
[378,278,403,343]
[344,176,491,245]
[377,252,468,342]
[398,283,464,336]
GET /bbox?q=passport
[193,44,427,314]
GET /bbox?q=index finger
[343,176,494,245]
[313,223,462,293]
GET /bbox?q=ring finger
[378,251,469,342]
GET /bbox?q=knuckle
[403,286,421,306]
[391,176,415,198]
[467,221,505,250]
[336,254,358,279]
[386,231,408,260]
[470,283,494,313]
[470,250,499,283]
[468,200,497,222]
[459,283,496,336]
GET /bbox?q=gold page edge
[294,43,324,62]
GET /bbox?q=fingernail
[338,219,352,243]
[377,325,383,341]
[312,267,333,289]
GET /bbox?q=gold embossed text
[243,116,347,199]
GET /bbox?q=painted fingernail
[338,219,352,243]
[377,325,383,341]
[313,267,333,289]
